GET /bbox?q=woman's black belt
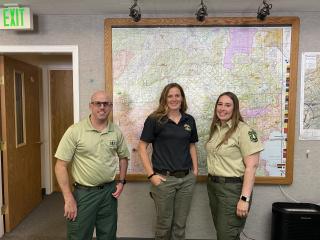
[153,168,190,178]
[208,174,243,183]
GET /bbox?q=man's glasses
[91,101,113,107]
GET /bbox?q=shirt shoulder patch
[248,129,258,142]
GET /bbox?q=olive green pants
[150,172,196,240]
[67,181,117,240]
[207,180,247,240]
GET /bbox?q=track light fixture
[129,0,141,22]
[195,0,208,22]
[257,0,272,21]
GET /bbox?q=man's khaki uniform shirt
[206,121,264,177]
[55,116,130,186]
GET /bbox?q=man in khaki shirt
[55,91,130,240]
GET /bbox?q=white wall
[1,12,320,240]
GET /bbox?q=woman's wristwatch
[240,195,250,202]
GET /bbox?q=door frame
[0,45,79,236]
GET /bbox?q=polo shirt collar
[180,112,189,122]
[85,115,114,133]
[166,112,189,124]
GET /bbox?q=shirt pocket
[101,138,118,154]
[218,139,239,158]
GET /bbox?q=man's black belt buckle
[208,174,243,183]
[154,168,189,178]
[73,182,108,190]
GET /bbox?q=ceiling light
[195,0,208,22]
[257,0,272,21]
[129,0,141,22]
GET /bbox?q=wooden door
[0,72,4,237]
[50,69,73,191]
[0,55,42,232]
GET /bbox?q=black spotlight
[195,0,208,22]
[257,0,272,21]
[129,0,141,22]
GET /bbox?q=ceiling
[1,0,320,16]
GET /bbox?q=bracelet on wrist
[147,173,156,179]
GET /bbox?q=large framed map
[104,17,300,184]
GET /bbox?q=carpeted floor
[0,193,164,239]
[0,192,66,240]
[0,193,207,240]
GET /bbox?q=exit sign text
[0,7,33,30]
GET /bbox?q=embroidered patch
[184,124,191,132]
[248,130,258,142]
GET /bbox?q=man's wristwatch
[118,179,127,185]
[240,195,250,202]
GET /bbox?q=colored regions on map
[112,27,291,177]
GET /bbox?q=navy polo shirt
[140,113,198,172]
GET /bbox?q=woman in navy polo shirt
[138,82,198,240]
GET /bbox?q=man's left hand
[112,183,124,199]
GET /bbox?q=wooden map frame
[104,17,300,184]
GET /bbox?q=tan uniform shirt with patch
[55,116,130,186]
[206,121,264,177]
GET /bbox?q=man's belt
[73,181,114,190]
[208,174,243,183]
[153,168,190,178]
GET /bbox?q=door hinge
[0,75,4,86]
[0,141,6,151]
[1,205,7,215]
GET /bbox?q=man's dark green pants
[67,181,117,240]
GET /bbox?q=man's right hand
[64,193,77,221]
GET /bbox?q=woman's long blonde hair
[150,83,188,122]
[208,92,244,147]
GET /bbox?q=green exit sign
[0,6,33,30]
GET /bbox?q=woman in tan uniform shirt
[206,92,264,240]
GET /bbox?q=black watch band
[118,179,126,185]
[147,173,156,179]
[240,195,250,202]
